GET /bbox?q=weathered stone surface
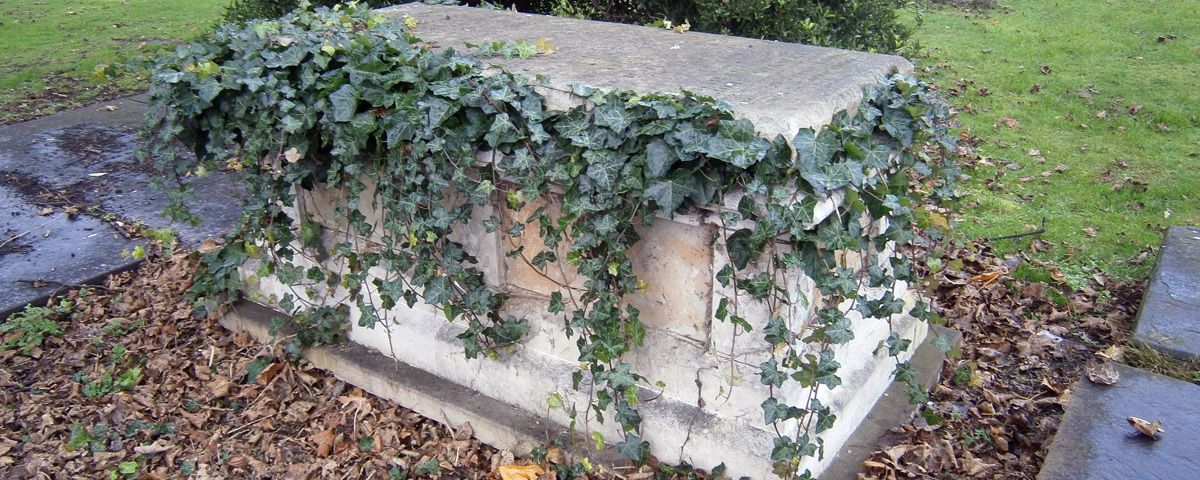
[1133,226,1200,361]
[380,4,913,138]
[0,184,140,318]
[1038,363,1200,480]
[0,96,244,318]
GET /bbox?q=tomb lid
[379,4,913,138]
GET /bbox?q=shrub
[222,0,405,23]
[226,1,915,52]
[498,0,917,52]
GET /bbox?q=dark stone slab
[1133,226,1200,361]
[1038,363,1200,480]
[0,95,245,248]
[0,184,141,318]
[0,96,245,318]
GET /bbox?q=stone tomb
[230,4,929,477]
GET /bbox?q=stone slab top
[1038,363,1200,480]
[380,4,913,138]
[1133,226,1200,361]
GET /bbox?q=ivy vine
[145,4,956,478]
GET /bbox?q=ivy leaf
[593,102,635,132]
[759,358,787,387]
[196,77,222,103]
[643,139,677,179]
[616,434,650,463]
[329,84,358,122]
[791,127,837,168]
[705,118,770,168]
[586,159,622,191]
[548,291,565,313]
[484,112,517,148]
[725,228,763,270]
[764,316,789,345]
[423,276,452,305]
[761,397,806,424]
[643,172,694,214]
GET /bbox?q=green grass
[0,0,229,122]
[912,0,1200,281]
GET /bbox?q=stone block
[1133,226,1200,361]
[229,5,933,478]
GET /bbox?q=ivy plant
[143,3,955,478]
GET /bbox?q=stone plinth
[235,5,926,478]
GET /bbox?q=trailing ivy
[144,4,955,477]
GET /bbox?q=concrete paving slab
[0,96,244,318]
[0,184,141,318]
[0,95,244,247]
[1133,226,1200,361]
[1038,363,1200,480]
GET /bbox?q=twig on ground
[989,216,1047,241]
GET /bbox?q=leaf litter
[860,237,1143,479]
[0,251,700,479]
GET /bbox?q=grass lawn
[912,0,1200,282]
[0,0,229,123]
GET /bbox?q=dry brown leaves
[860,239,1143,479]
[0,251,502,479]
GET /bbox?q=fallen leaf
[533,38,554,54]
[88,172,109,177]
[1127,416,1164,439]
[1040,65,1052,74]
[310,429,336,457]
[228,455,250,469]
[1083,227,1097,237]
[1097,344,1125,361]
[197,238,222,254]
[996,116,1021,128]
[283,147,301,164]
[498,464,545,480]
[38,207,54,216]
[1085,361,1119,385]
[209,379,232,399]
[133,440,173,455]
[969,271,1003,285]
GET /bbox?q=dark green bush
[222,0,404,23]
[498,0,917,52]
[652,0,916,52]
[225,0,915,52]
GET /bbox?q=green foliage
[144,4,954,475]
[504,0,916,52]
[222,0,403,24]
[1,300,71,355]
[82,367,143,398]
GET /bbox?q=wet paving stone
[1039,363,1200,480]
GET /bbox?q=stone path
[0,96,243,318]
[1133,226,1200,361]
[1038,364,1200,480]
[1039,227,1200,479]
